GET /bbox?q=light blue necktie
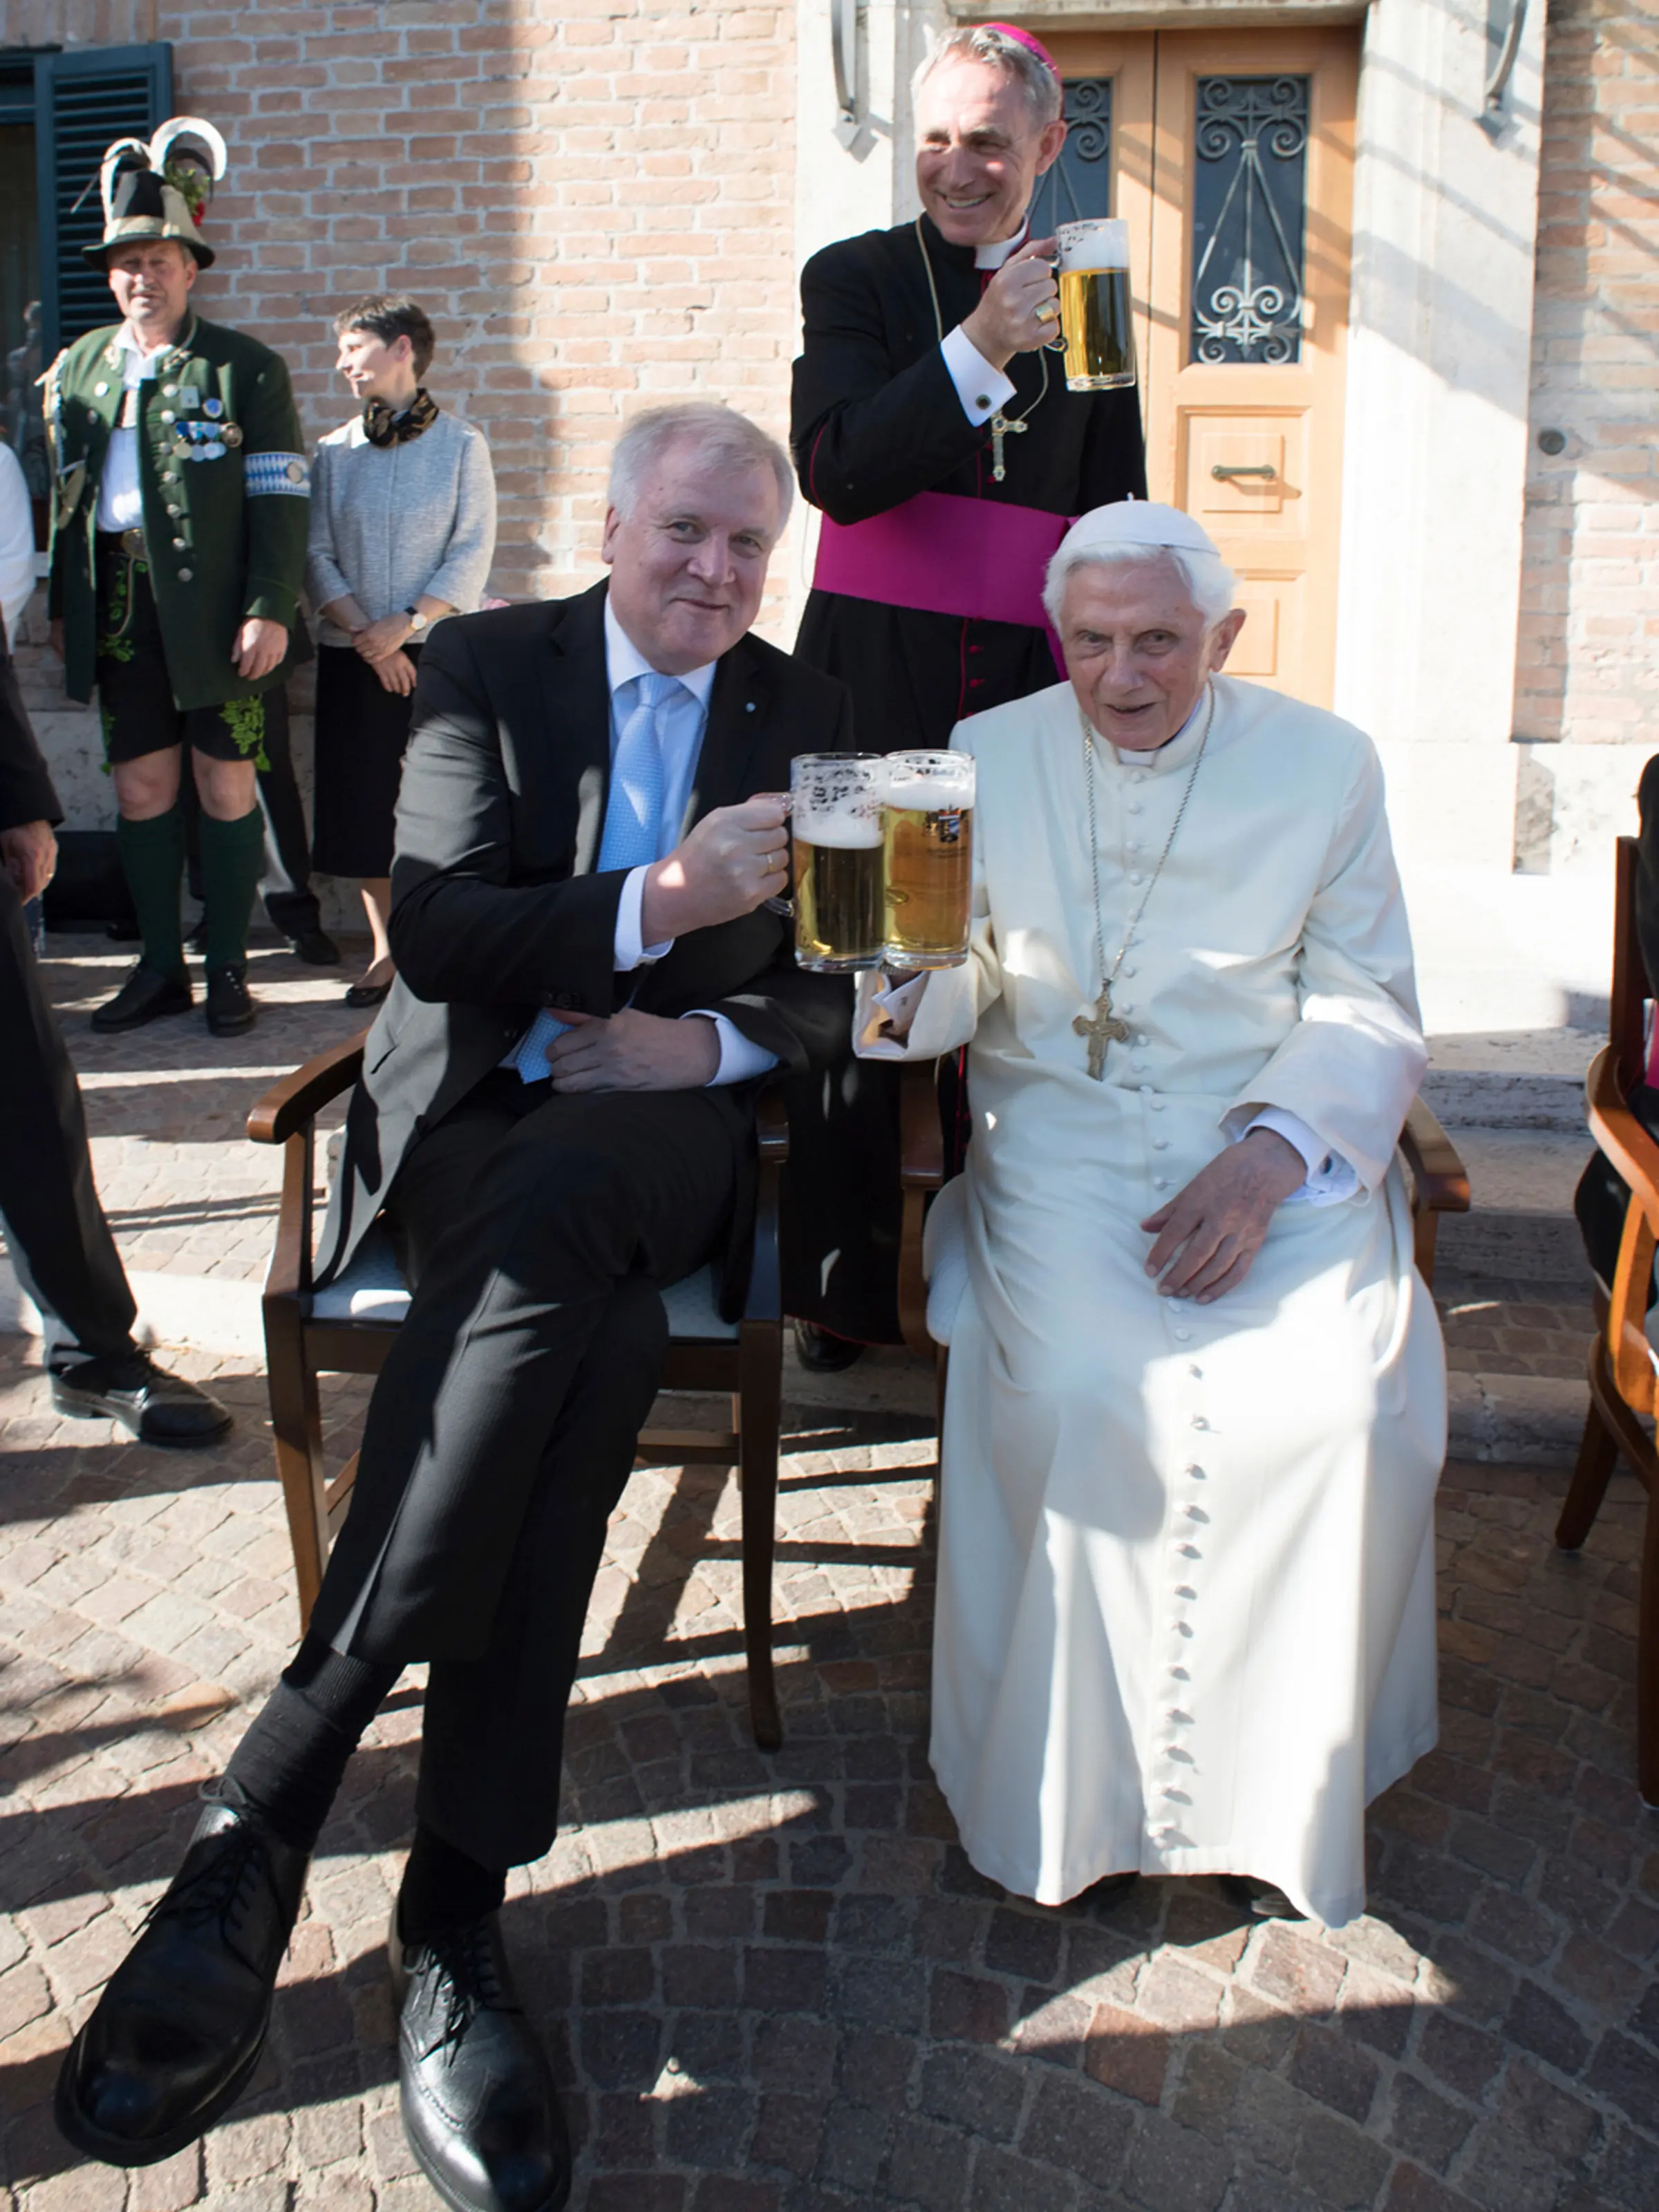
[508,670,683,1080]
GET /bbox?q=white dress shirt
[939,222,1028,430]
[95,327,171,532]
[599,597,776,1086]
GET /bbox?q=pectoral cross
[1073,984,1130,1080]
[989,411,1028,483]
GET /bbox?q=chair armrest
[755,1079,789,1166]
[900,1062,944,1190]
[1588,1045,1659,1233]
[247,1031,369,1145]
[1399,1097,1470,1216]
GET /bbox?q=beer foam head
[885,759,975,810]
[1056,217,1130,274]
[798,804,882,849]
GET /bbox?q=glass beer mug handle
[1042,256,1069,352]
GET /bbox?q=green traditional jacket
[46,313,310,711]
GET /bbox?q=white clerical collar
[975,218,1030,272]
[603,593,718,711]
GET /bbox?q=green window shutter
[35,43,174,357]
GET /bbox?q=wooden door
[1047,28,1358,707]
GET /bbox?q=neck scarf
[363,388,439,447]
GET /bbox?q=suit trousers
[0,874,137,1360]
[308,1068,742,1868]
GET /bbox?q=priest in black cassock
[784,21,1147,1357]
[792,20,1147,746]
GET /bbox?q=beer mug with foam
[1056,217,1136,393]
[882,751,976,970]
[790,753,888,971]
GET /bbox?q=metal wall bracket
[1481,0,1527,122]
[832,0,860,147]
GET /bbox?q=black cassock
[778,215,1147,1347]
[791,212,1148,748]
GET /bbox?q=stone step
[1422,1029,1598,1133]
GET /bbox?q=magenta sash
[814,490,1069,676]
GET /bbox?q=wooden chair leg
[264,1303,328,1631]
[737,1318,783,1752]
[1557,1342,1623,1552]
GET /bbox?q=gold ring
[1035,302,1059,326]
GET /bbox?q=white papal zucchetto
[1053,499,1223,567]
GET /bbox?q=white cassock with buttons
[855,669,1445,1927]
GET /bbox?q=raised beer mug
[789,752,888,971]
[1055,217,1137,394]
[882,750,975,971]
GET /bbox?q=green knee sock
[115,807,187,980]
[198,805,266,969]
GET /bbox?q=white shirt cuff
[691,1012,778,1087]
[1240,1107,1359,1208]
[940,326,1017,427]
[857,969,930,1055]
[615,865,674,971]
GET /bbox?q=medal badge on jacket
[173,399,243,462]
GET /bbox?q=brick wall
[5,0,801,858]
[8,0,801,620]
[1513,0,1659,766]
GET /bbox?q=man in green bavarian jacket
[46,118,310,1035]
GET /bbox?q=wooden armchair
[896,1063,1470,1360]
[247,1033,791,1749]
[1555,834,1659,1805]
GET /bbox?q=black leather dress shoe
[50,1350,233,1448]
[205,964,256,1036]
[55,1781,309,2166]
[289,928,342,966]
[91,964,192,1033]
[791,1319,865,1373]
[393,1910,571,2212]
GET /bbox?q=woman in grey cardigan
[307,295,496,1005]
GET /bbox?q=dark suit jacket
[1577,751,1659,1297]
[0,612,64,836]
[316,581,856,1303]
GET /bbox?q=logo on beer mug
[790,753,887,972]
[882,751,975,971]
[1055,217,1136,394]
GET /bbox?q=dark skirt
[312,641,422,877]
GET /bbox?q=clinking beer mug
[1054,218,1137,394]
[882,751,975,971]
[789,752,888,971]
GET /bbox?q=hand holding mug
[961,238,1062,371]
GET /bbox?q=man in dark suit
[0,614,230,1445]
[57,406,853,2212]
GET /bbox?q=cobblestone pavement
[1436,1279,1595,1389]
[5,941,1658,2212]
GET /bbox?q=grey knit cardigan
[306,409,496,646]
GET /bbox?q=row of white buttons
[1151,1454,1210,1848]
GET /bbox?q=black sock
[398,1823,508,1944]
[223,1633,398,1850]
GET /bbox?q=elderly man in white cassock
[856,500,1446,1929]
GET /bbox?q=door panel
[1048,26,1356,709]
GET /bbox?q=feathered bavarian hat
[84,117,227,268]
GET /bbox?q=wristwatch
[404,605,429,635]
